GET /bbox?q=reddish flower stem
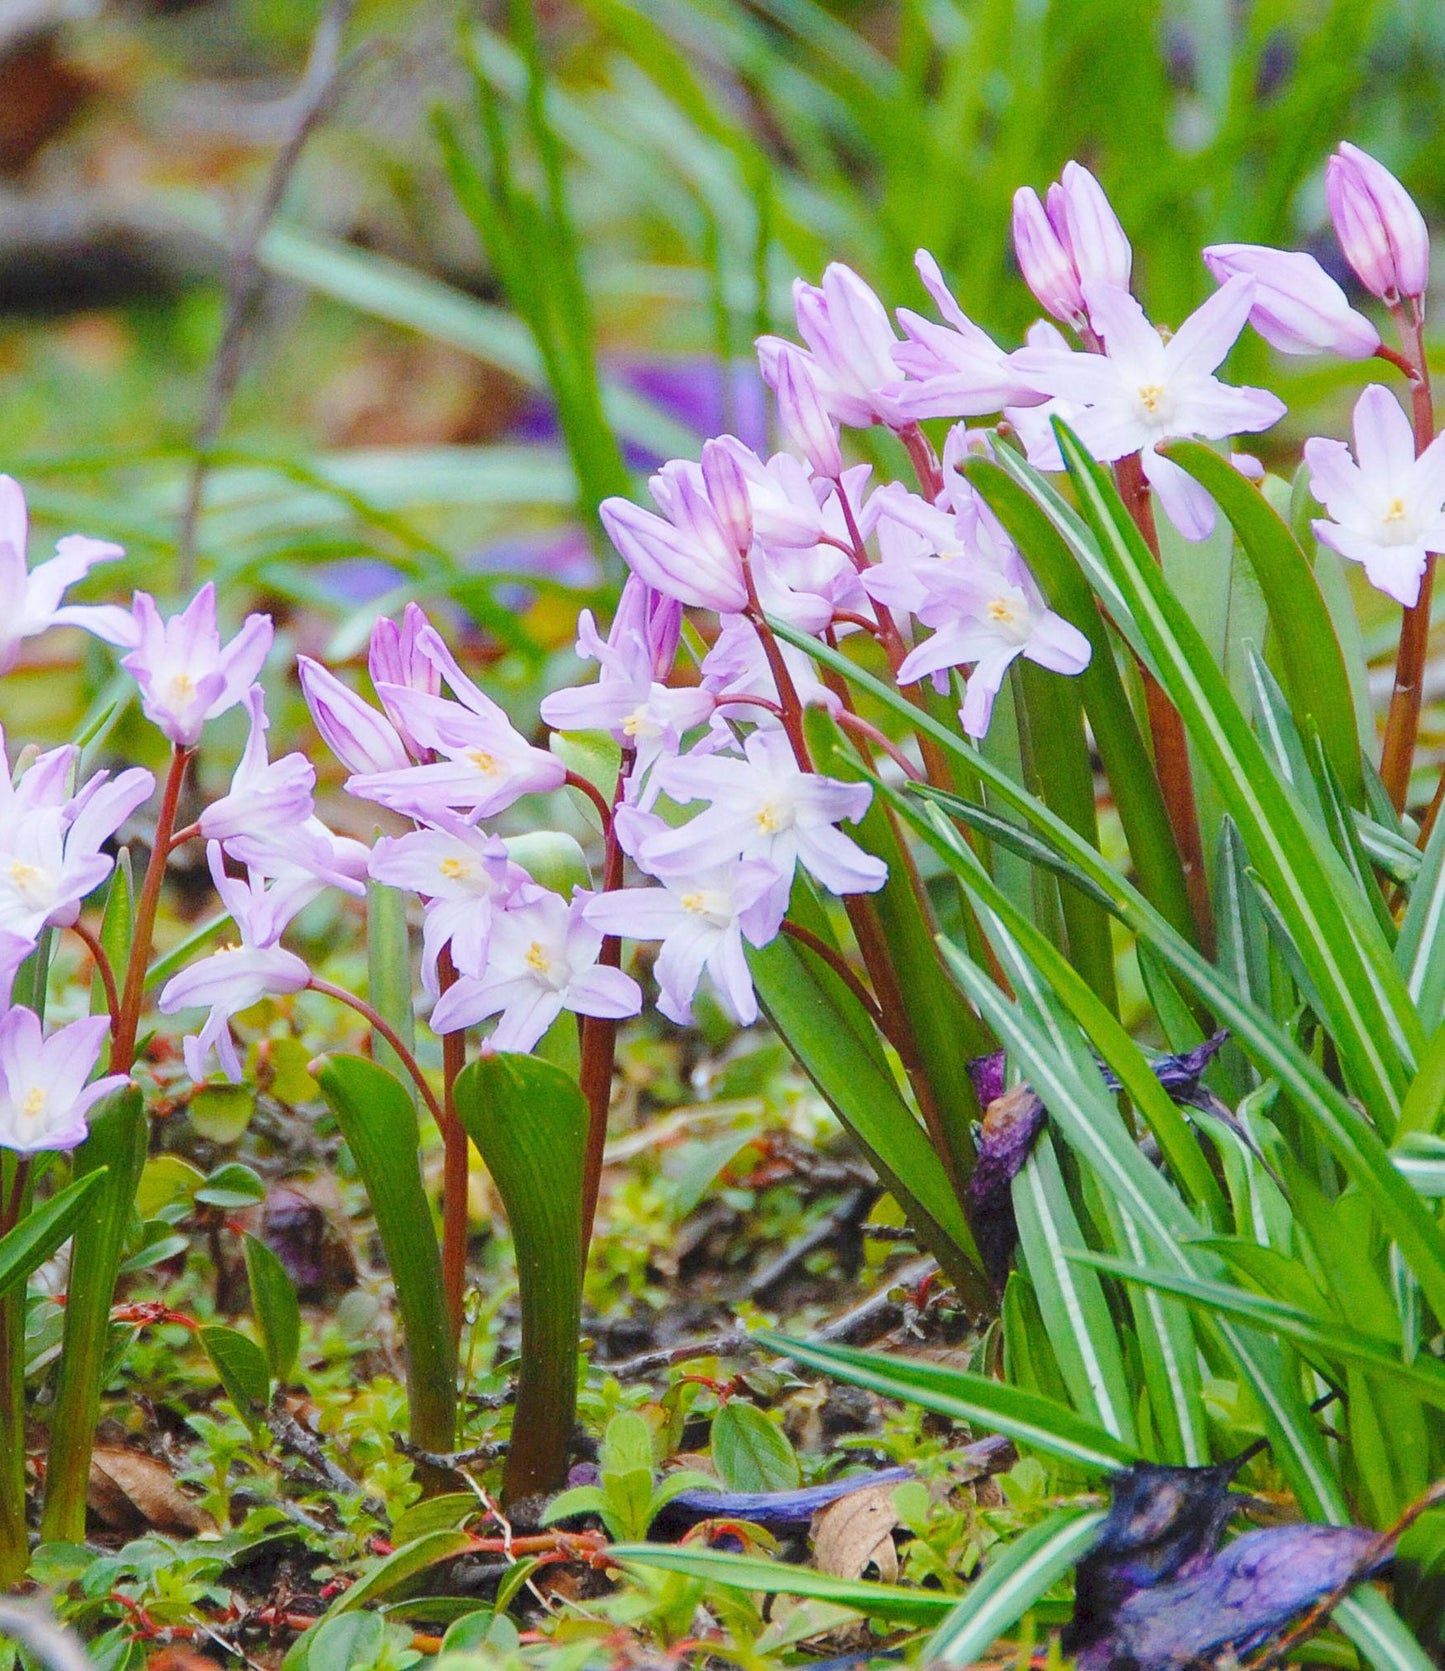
[112,745,192,1073]
[564,769,613,837]
[780,919,882,1024]
[577,748,632,1256]
[1114,453,1213,951]
[436,947,470,1341]
[306,977,447,1129]
[1380,305,1437,814]
[70,920,120,1033]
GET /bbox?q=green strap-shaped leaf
[366,878,417,1102]
[925,1506,1107,1665]
[1053,420,1419,1123]
[767,621,1445,1329]
[1397,797,1445,1034]
[804,708,987,1181]
[747,882,986,1300]
[756,1331,1135,1473]
[1012,1134,1136,1447]
[316,1055,457,1457]
[1161,440,1363,803]
[968,456,1196,951]
[0,1171,108,1300]
[41,1085,146,1543]
[455,1052,586,1500]
[607,1543,959,1625]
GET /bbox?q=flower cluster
[0,138,1435,1139]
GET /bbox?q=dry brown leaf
[87,1446,215,1535]
[810,1481,900,1583]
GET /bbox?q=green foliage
[544,1409,718,1541]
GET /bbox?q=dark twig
[267,1403,386,1520]
[809,1255,939,1344]
[393,1434,506,1472]
[601,1333,758,1382]
[746,1187,870,1298]
[177,0,359,590]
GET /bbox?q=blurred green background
[2,0,1443,745]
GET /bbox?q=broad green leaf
[756,1332,1135,1473]
[1053,419,1418,1123]
[0,1171,108,1299]
[607,1543,957,1624]
[925,1506,1106,1664]
[316,1056,457,1456]
[41,1086,146,1543]
[455,1052,586,1499]
[243,1233,302,1383]
[503,832,592,897]
[710,1400,799,1492]
[1161,439,1362,801]
[200,1325,271,1426]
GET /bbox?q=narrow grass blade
[755,1332,1136,1473]
[925,1506,1106,1665]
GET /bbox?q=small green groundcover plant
[5,128,1445,1668]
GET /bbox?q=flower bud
[1325,143,1429,304]
[299,656,409,775]
[1202,243,1380,357]
[369,603,441,701]
[700,438,754,553]
[774,347,843,477]
[1012,187,1086,324]
[1048,162,1132,294]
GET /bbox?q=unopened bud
[1326,143,1429,304]
[1012,187,1086,324]
[774,348,843,477]
[700,438,754,553]
[1203,243,1380,358]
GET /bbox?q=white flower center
[467,749,503,776]
[753,797,796,835]
[524,939,568,989]
[7,859,53,909]
[1377,494,1420,545]
[1135,381,1176,430]
[439,856,473,881]
[20,1086,45,1121]
[680,888,731,925]
[621,706,659,739]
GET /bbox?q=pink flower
[1326,143,1429,305]
[429,886,641,1052]
[893,252,1043,421]
[1202,244,1380,358]
[772,348,843,477]
[584,859,784,1026]
[0,1010,127,1154]
[200,687,316,855]
[895,562,1092,738]
[0,477,132,671]
[758,264,905,428]
[639,729,887,918]
[1043,162,1132,299]
[298,656,409,775]
[346,625,565,822]
[117,584,274,747]
[1010,277,1286,540]
[369,604,443,760]
[368,821,525,994]
[0,766,154,936]
[158,844,312,1082]
[1304,383,1445,607]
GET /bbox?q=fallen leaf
[811,1481,900,1583]
[87,1446,215,1536]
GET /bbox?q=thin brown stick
[176,0,358,590]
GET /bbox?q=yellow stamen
[439,857,468,880]
[467,749,501,775]
[7,861,38,888]
[1138,383,1164,413]
[1384,496,1408,523]
[681,892,707,914]
[986,598,1018,624]
[21,1087,45,1120]
[525,941,551,973]
[755,805,779,833]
